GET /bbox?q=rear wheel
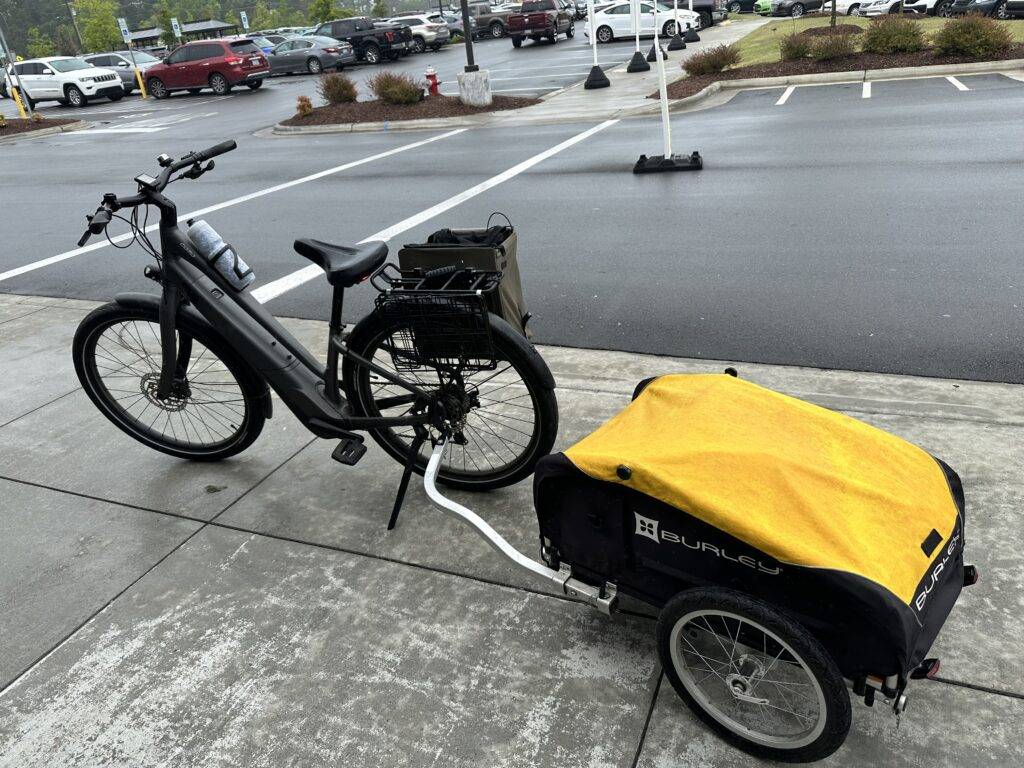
[996,1,1010,17]
[307,56,324,73]
[596,25,614,43]
[364,43,382,64]
[490,21,506,38]
[936,0,953,14]
[512,35,523,47]
[657,588,851,763]
[209,73,231,95]
[728,1,742,11]
[246,79,263,90]
[342,311,558,491]
[848,3,860,13]
[73,303,267,462]
[791,3,805,15]
[566,21,575,38]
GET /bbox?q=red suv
[145,38,269,99]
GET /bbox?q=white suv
[5,56,124,109]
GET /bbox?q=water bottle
[186,219,255,292]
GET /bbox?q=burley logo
[633,512,781,575]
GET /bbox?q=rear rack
[370,264,502,374]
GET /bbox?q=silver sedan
[267,36,356,76]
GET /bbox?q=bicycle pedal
[331,438,367,466]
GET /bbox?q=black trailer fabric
[534,374,967,677]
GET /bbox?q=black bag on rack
[398,213,531,337]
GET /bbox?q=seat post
[325,284,345,404]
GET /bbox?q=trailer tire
[657,587,851,763]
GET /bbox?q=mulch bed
[657,43,1024,100]
[281,94,540,126]
[801,24,863,37]
[0,117,76,139]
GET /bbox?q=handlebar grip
[89,208,112,234]
[193,140,236,163]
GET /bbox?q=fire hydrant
[425,66,441,97]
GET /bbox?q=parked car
[82,50,161,95]
[387,14,452,52]
[144,39,269,98]
[3,56,123,108]
[435,12,478,37]
[763,0,824,15]
[236,35,277,54]
[947,0,1022,14]
[508,0,576,46]
[260,33,298,46]
[586,2,700,42]
[267,35,355,75]
[313,16,414,64]
[821,0,867,13]
[462,2,516,38]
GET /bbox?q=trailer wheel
[656,587,851,762]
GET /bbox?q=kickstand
[387,432,426,531]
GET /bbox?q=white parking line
[775,86,794,106]
[946,76,969,91]
[0,128,467,284]
[862,81,871,99]
[251,119,620,303]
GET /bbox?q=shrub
[933,14,1013,59]
[296,94,314,117]
[318,72,358,104]
[779,33,812,61]
[863,16,926,54]
[810,33,857,61]
[682,44,741,76]
[367,71,423,105]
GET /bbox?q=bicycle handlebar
[77,140,238,246]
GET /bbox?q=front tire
[108,92,124,102]
[209,73,232,95]
[342,310,558,491]
[66,85,86,107]
[995,0,1010,17]
[73,303,268,462]
[657,588,851,763]
[147,78,168,99]
[791,2,805,15]
[512,36,523,47]
[566,21,575,38]
[848,3,860,13]
[412,36,427,53]
[728,1,742,11]
[246,79,263,90]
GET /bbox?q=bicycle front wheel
[342,310,558,490]
[73,302,268,461]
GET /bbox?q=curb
[625,58,1024,115]
[0,120,88,146]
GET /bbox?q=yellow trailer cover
[564,374,961,608]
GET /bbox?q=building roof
[129,19,238,43]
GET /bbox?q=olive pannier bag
[397,214,531,337]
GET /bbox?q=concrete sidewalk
[0,290,1021,767]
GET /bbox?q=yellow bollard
[134,68,148,98]
[10,85,28,119]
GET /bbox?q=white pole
[654,13,671,157]
[633,0,640,52]
[673,0,679,37]
[588,0,598,66]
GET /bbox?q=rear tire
[791,2,805,15]
[490,21,506,38]
[657,588,851,763]
[342,310,558,491]
[307,56,324,73]
[246,79,263,90]
[209,72,232,95]
[566,21,575,38]
[596,25,614,43]
[364,43,382,64]
[72,302,268,462]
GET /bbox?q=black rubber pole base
[626,50,651,73]
[667,33,686,51]
[684,27,700,43]
[645,44,666,63]
[584,64,610,89]
[633,151,703,174]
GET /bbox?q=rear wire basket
[371,264,502,373]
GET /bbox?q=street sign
[240,11,250,30]
[117,17,131,45]
[171,17,182,40]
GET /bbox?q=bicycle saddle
[293,239,388,287]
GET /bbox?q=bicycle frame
[139,188,433,442]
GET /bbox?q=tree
[249,1,281,29]
[308,0,336,23]
[55,24,80,55]
[75,0,122,53]
[26,27,55,58]
[371,0,389,17]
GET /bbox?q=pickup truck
[460,2,515,39]
[313,16,414,64]
[508,0,576,47]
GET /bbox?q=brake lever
[177,160,215,182]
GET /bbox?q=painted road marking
[251,119,620,303]
[862,81,871,99]
[775,86,794,106]
[0,128,467,284]
[946,76,969,91]
[83,112,219,134]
